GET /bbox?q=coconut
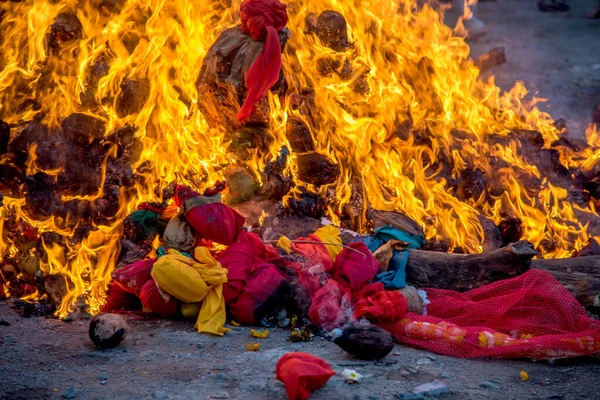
[89,313,129,349]
[398,285,425,315]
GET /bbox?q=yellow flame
[0,0,598,316]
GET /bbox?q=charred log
[405,240,537,291]
[478,215,503,252]
[368,209,424,239]
[306,11,351,52]
[341,176,366,232]
[296,152,339,186]
[474,47,506,73]
[498,216,523,246]
[285,117,315,153]
[259,146,292,200]
[0,120,9,154]
[47,13,83,53]
[196,26,291,133]
[287,187,328,219]
[62,113,106,143]
[455,167,487,201]
[116,78,150,118]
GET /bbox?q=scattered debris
[341,369,363,384]
[412,380,448,396]
[246,342,261,352]
[250,329,270,339]
[480,380,501,390]
[520,370,529,381]
[288,328,314,343]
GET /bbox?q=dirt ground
[1,303,600,400]
[466,0,600,139]
[2,2,600,400]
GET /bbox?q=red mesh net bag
[379,269,600,359]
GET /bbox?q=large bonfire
[0,0,598,317]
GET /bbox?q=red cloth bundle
[218,231,287,324]
[174,185,245,246]
[111,258,157,296]
[291,236,334,274]
[354,282,407,322]
[101,282,142,312]
[275,352,336,400]
[308,279,351,330]
[331,242,379,290]
[139,278,178,317]
[237,0,288,122]
[229,262,287,324]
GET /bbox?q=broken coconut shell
[334,325,395,360]
[89,313,129,349]
[398,285,424,315]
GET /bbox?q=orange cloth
[275,352,336,400]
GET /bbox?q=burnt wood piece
[474,47,506,72]
[368,209,424,239]
[196,26,291,133]
[306,10,351,52]
[405,240,537,291]
[115,78,150,118]
[295,152,339,186]
[286,117,315,153]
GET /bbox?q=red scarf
[237,0,288,122]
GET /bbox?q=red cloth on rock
[292,235,334,274]
[354,282,407,322]
[331,242,379,290]
[218,231,287,324]
[276,352,336,400]
[139,278,178,317]
[308,279,351,331]
[237,0,288,122]
[111,258,157,296]
[229,262,287,324]
[379,269,600,359]
[184,202,244,246]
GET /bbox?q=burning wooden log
[196,26,291,133]
[115,78,150,118]
[46,13,83,53]
[474,47,506,73]
[295,152,340,186]
[305,11,352,52]
[285,117,315,153]
[61,113,106,143]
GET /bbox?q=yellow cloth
[276,236,293,254]
[152,247,230,335]
[313,225,342,260]
[180,302,201,320]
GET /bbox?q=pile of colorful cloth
[105,184,600,360]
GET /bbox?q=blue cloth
[373,250,409,289]
[373,226,425,249]
[156,246,192,259]
[353,226,425,290]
